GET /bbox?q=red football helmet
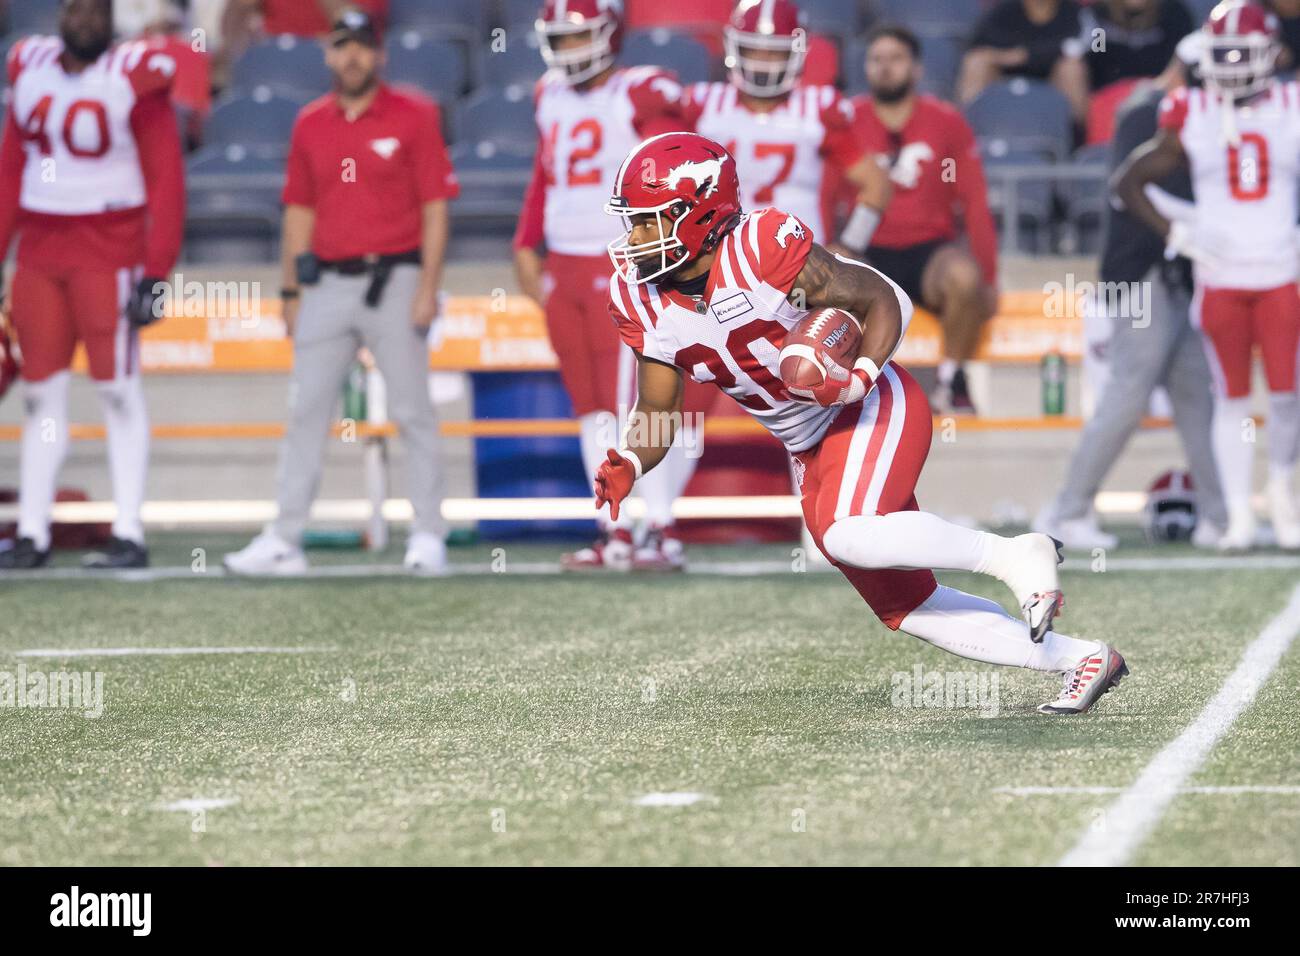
[724,0,807,98]
[536,0,624,86]
[1201,1,1279,99]
[605,133,742,284]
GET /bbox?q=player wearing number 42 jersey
[0,0,185,571]
[596,132,1128,714]
[1116,0,1300,552]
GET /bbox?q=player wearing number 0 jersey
[514,0,702,572]
[596,132,1128,715]
[0,0,185,571]
[1117,0,1300,551]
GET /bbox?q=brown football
[778,308,862,392]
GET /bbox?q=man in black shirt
[1034,83,1227,549]
[959,0,1091,122]
[1081,0,1195,90]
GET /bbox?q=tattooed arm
[789,243,906,378]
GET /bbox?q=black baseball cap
[329,7,381,48]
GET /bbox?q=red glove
[594,448,639,520]
[792,357,879,408]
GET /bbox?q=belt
[319,249,422,275]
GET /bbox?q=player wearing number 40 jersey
[0,0,185,571]
[1116,0,1300,552]
[514,0,703,572]
[596,132,1128,714]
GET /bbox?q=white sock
[97,376,149,544]
[579,410,628,533]
[938,359,958,386]
[18,371,71,551]
[822,511,996,573]
[900,585,1099,672]
[1268,391,1300,471]
[1212,395,1254,515]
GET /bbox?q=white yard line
[633,792,716,807]
[15,646,333,658]
[997,785,1300,796]
[158,798,239,812]
[1056,581,1300,867]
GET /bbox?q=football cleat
[995,532,1065,643]
[562,528,634,572]
[82,536,148,569]
[632,526,685,572]
[223,530,308,576]
[1217,505,1257,552]
[1034,506,1118,551]
[1190,519,1224,550]
[1038,643,1129,715]
[0,536,51,570]
[403,531,447,576]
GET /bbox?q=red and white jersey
[1159,82,1300,289]
[514,66,689,256]
[682,83,864,241]
[5,36,175,215]
[609,208,909,453]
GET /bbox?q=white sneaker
[223,530,308,576]
[1190,520,1224,550]
[1056,514,1118,551]
[403,531,447,575]
[993,532,1065,643]
[1268,477,1300,549]
[1218,504,1258,552]
[1038,643,1129,715]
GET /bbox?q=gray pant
[1053,266,1228,528]
[272,266,446,543]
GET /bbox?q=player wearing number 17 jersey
[595,132,1128,714]
[1116,0,1300,551]
[0,0,185,570]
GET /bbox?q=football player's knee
[822,515,885,567]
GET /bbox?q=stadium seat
[203,90,304,148]
[388,0,488,37]
[451,85,538,150]
[448,140,535,221]
[798,0,865,37]
[500,0,543,30]
[965,79,1073,161]
[622,29,713,84]
[184,144,286,264]
[981,143,1055,253]
[229,35,332,100]
[841,37,869,96]
[386,30,471,102]
[1057,142,1110,254]
[4,0,60,36]
[479,28,546,91]
[871,0,984,41]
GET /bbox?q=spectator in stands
[1081,0,1194,91]
[223,8,455,576]
[849,26,1000,415]
[958,0,1091,124]
[216,0,388,87]
[1033,84,1227,550]
[129,2,213,150]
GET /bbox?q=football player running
[596,133,1127,714]
[1116,1,1300,551]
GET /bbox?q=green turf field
[1,532,1297,866]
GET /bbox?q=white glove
[1165,220,1227,272]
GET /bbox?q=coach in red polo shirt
[224,7,458,578]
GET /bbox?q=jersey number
[1227,133,1269,201]
[547,118,603,187]
[19,95,111,159]
[725,140,796,205]
[674,320,789,410]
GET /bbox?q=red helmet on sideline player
[1200,0,1280,99]
[604,132,743,284]
[536,0,624,86]
[724,0,808,98]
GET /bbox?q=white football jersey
[1160,82,1300,289]
[6,36,175,216]
[609,207,910,453]
[534,66,684,256]
[685,83,861,243]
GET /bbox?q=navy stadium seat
[451,85,538,150]
[981,143,1055,252]
[389,0,487,36]
[871,0,984,41]
[230,35,332,99]
[184,144,286,264]
[799,0,865,36]
[622,29,712,85]
[203,90,304,148]
[386,30,471,101]
[965,78,1073,161]
[480,27,546,90]
[1057,142,1110,252]
[5,0,60,36]
[448,140,534,220]
[499,0,543,29]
